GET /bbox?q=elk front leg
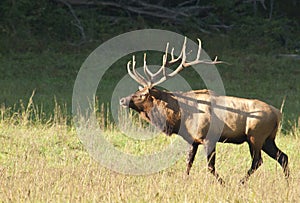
[186,142,199,175]
[206,147,225,185]
[240,140,263,184]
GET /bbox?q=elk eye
[133,94,146,101]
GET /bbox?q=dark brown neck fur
[142,89,181,135]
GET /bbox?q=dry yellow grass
[0,120,299,202]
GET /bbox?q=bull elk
[119,37,289,184]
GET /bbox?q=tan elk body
[120,37,289,184]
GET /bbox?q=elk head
[119,86,154,113]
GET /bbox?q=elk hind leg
[186,142,199,175]
[262,137,289,179]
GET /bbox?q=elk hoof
[217,177,225,186]
[239,177,249,185]
[186,167,191,175]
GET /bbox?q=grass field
[0,95,299,202]
[0,115,299,202]
[0,31,300,202]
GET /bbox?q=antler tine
[133,55,153,86]
[196,38,202,60]
[143,42,170,79]
[182,38,223,67]
[151,37,187,87]
[132,56,144,80]
[141,42,170,88]
[164,42,169,65]
[143,53,152,81]
[127,55,148,87]
[167,36,186,65]
[150,51,168,78]
[171,48,175,61]
[165,36,187,78]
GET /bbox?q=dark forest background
[1,0,300,51]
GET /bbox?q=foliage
[0,0,75,40]
[0,0,299,50]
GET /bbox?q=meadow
[0,31,300,202]
[0,105,299,202]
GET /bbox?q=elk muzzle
[119,95,132,108]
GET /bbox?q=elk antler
[127,55,149,87]
[127,37,223,88]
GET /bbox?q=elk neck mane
[143,88,181,135]
[145,88,214,136]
